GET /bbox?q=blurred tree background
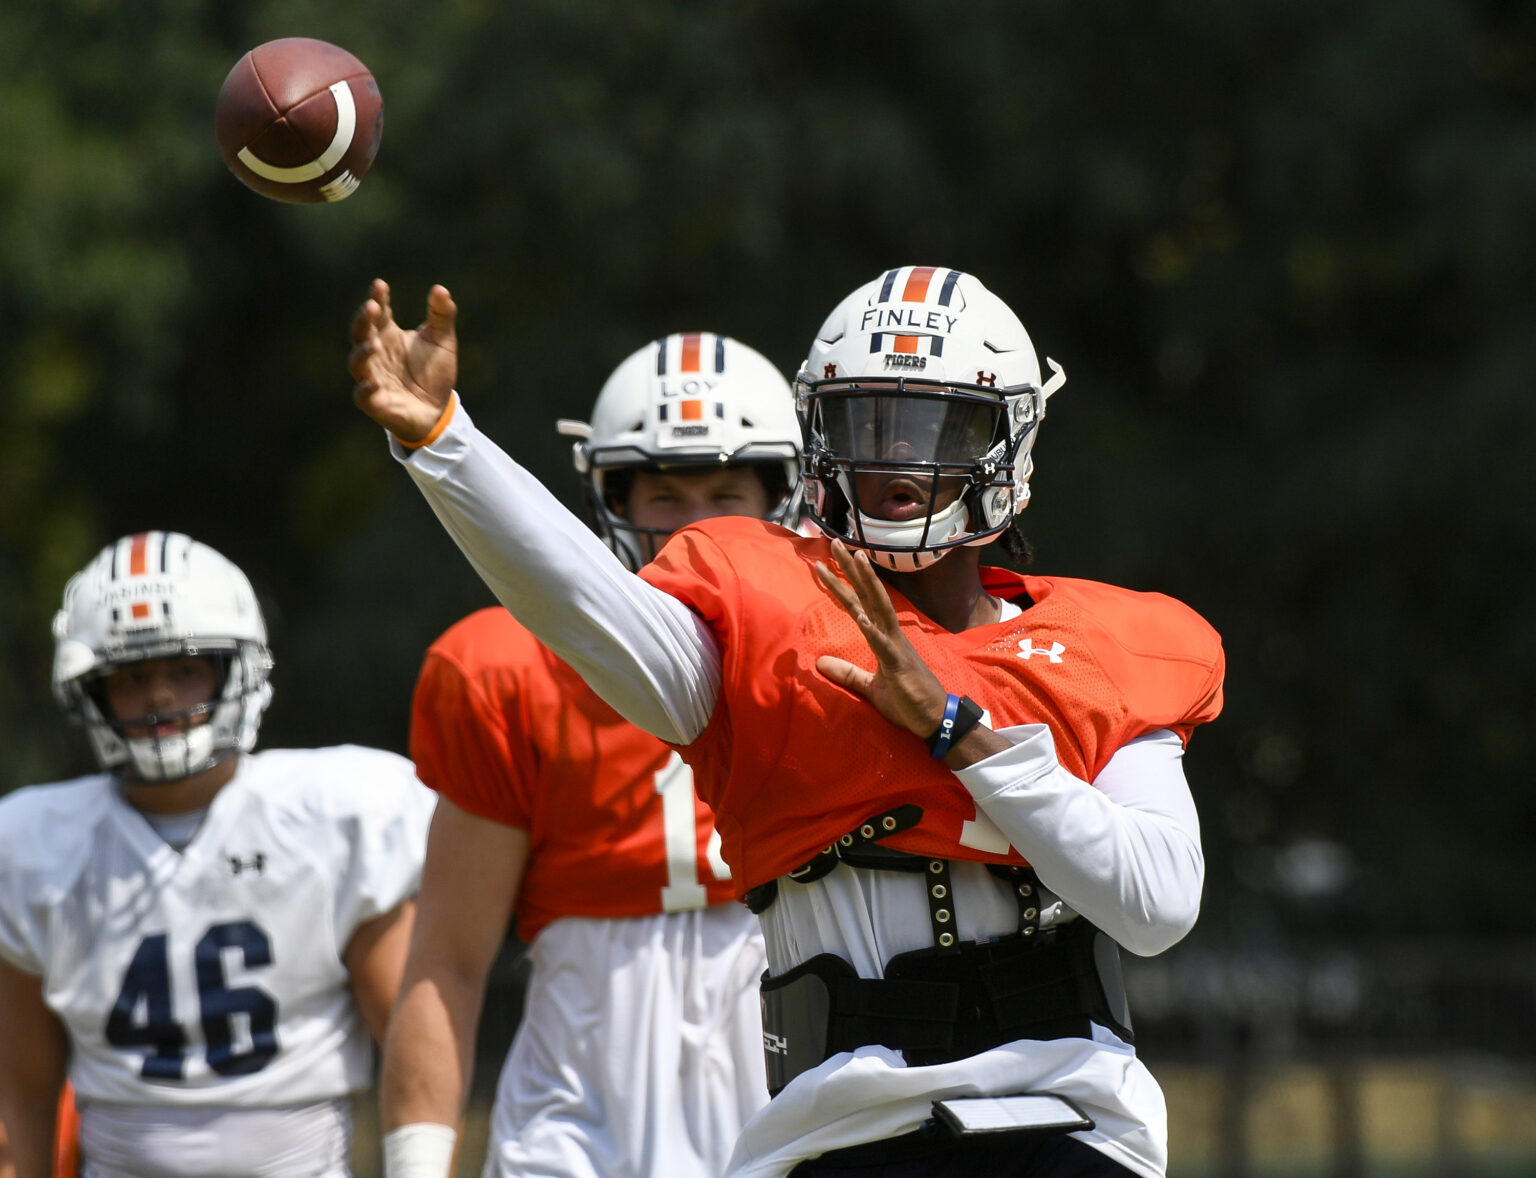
[2,0,1533,956]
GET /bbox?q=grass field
[1153,1057,1536,1177]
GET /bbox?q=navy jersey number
[105,920,279,1079]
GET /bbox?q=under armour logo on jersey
[228,853,267,876]
[763,1030,789,1055]
[1017,636,1065,663]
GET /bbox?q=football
[215,38,383,203]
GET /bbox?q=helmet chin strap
[847,495,970,572]
[121,723,220,783]
[865,545,951,573]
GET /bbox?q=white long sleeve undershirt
[957,726,1202,956]
[395,400,719,745]
[394,401,1203,958]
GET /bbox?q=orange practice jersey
[411,608,735,940]
[641,519,1226,893]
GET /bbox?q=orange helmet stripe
[901,266,936,302]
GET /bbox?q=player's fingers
[372,279,394,324]
[345,341,371,382]
[848,547,903,633]
[813,560,860,615]
[854,613,907,670]
[425,284,457,340]
[829,540,875,596]
[819,558,914,673]
[828,541,872,607]
[830,542,901,634]
[815,654,874,698]
[349,300,377,344]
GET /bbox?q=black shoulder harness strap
[744,806,1041,948]
[745,803,925,914]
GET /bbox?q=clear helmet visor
[816,389,1002,466]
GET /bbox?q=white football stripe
[237,81,357,183]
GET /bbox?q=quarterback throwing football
[350,268,1224,1178]
[0,533,436,1178]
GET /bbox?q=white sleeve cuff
[383,1123,457,1178]
[952,722,1060,800]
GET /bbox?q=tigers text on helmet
[795,266,1066,572]
[52,532,274,783]
[556,332,803,569]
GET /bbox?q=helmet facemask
[74,644,273,783]
[800,378,1048,572]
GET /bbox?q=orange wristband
[395,392,459,450]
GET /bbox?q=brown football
[215,38,383,204]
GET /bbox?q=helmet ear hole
[749,462,790,515]
[599,468,636,518]
[82,674,113,723]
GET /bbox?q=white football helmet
[557,332,803,569]
[52,532,274,783]
[794,266,1066,572]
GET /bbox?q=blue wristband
[927,693,963,759]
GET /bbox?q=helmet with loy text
[52,532,273,782]
[794,266,1066,572]
[557,332,803,569]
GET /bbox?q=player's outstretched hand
[814,540,949,741]
[349,279,458,443]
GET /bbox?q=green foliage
[2,0,1532,936]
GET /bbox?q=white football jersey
[0,745,435,1107]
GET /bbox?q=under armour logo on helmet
[977,371,997,387]
[824,363,838,379]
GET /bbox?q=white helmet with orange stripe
[557,332,803,569]
[52,532,273,782]
[794,266,1066,572]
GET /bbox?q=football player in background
[350,268,1224,1178]
[0,532,436,1178]
[379,335,800,1178]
